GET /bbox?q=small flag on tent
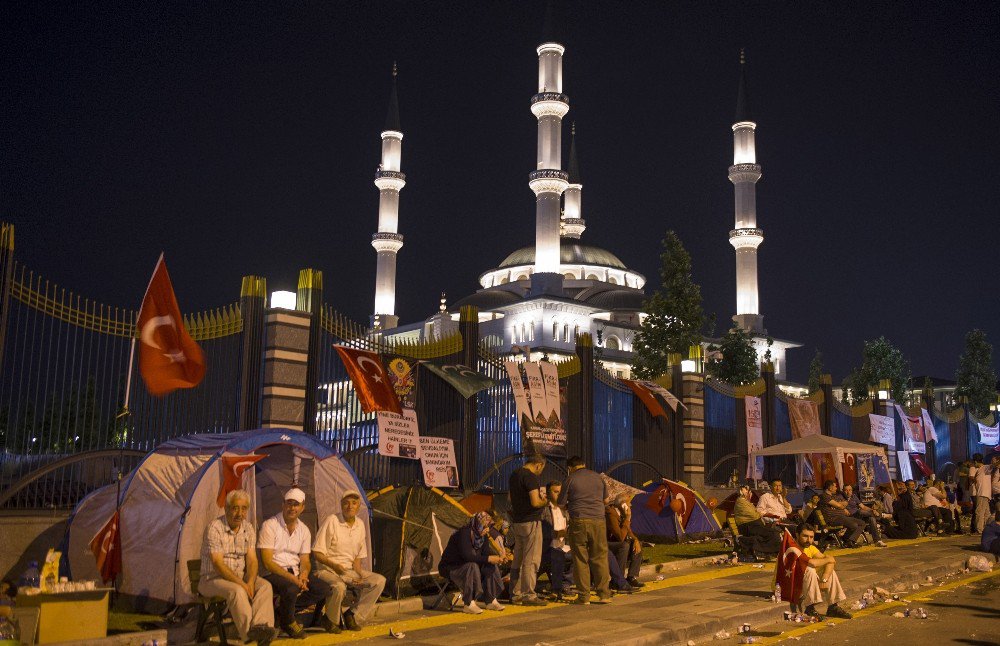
[423,362,497,399]
[137,254,206,396]
[774,529,808,602]
[334,346,403,415]
[217,454,266,507]
[89,510,122,584]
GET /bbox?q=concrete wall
[0,512,69,581]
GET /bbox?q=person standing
[507,454,548,606]
[558,456,612,605]
[199,489,275,646]
[541,481,573,598]
[259,488,333,638]
[969,454,992,534]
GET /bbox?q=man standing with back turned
[559,456,612,605]
[508,454,548,606]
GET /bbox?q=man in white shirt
[313,490,385,631]
[541,481,573,597]
[756,480,793,522]
[259,488,334,638]
[921,480,953,533]
[969,454,993,533]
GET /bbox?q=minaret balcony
[374,170,406,191]
[728,163,762,183]
[729,228,764,250]
[528,169,569,195]
[372,232,404,253]
[530,92,570,118]
[561,218,586,239]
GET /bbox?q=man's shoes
[826,604,853,619]
[804,604,823,619]
[462,601,484,614]
[595,593,614,604]
[246,625,276,646]
[875,540,888,547]
[626,577,645,588]
[485,599,506,611]
[319,615,342,634]
[571,594,590,605]
[613,583,634,594]
[281,621,306,639]
[342,610,362,631]
[520,596,548,606]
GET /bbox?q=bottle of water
[18,561,40,588]
[774,583,781,603]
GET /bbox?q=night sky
[3,2,998,384]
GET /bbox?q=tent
[628,479,721,541]
[64,430,367,609]
[368,485,471,597]
[750,435,887,487]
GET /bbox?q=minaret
[529,8,569,293]
[371,63,405,330]
[561,123,585,239]
[729,49,765,334]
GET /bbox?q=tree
[808,351,824,394]
[706,327,759,385]
[632,231,708,379]
[855,337,909,402]
[954,329,998,417]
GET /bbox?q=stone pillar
[680,368,705,488]
[761,362,777,479]
[262,308,311,431]
[237,275,267,431]
[459,305,479,486]
[575,333,595,467]
[820,374,833,435]
[296,269,323,434]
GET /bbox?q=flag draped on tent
[137,254,206,395]
[774,530,808,602]
[89,510,122,584]
[216,454,266,507]
[334,346,403,415]
[423,362,496,398]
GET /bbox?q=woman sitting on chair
[438,511,508,615]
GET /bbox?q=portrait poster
[377,356,420,458]
[419,437,459,488]
[895,404,926,454]
[787,398,823,487]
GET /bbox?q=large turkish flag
[137,255,205,396]
[216,454,266,507]
[334,346,402,415]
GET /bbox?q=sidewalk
[281,534,991,646]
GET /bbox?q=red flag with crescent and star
[334,346,403,415]
[89,510,122,584]
[217,454,266,507]
[774,529,809,602]
[137,254,206,396]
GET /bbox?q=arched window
[499,274,509,285]
[528,321,535,342]
[563,271,576,280]
[552,321,559,342]
[608,276,618,285]
[573,324,580,341]
[563,323,569,342]
[606,335,621,350]
[586,273,599,280]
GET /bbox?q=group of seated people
[200,487,385,645]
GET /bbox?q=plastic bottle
[773,583,781,603]
[18,561,40,589]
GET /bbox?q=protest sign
[978,422,999,446]
[745,396,764,480]
[869,413,896,447]
[377,409,420,459]
[896,405,926,454]
[419,437,459,488]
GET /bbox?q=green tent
[369,485,472,597]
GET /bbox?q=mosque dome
[498,240,627,270]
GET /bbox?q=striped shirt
[201,516,255,580]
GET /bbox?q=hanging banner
[377,357,420,459]
[539,361,562,421]
[522,362,548,418]
[868,413,896,447]
[873,451,892,485]
[895,404,926,454]
[504,361,532,423]
[637,380,685,412]
[745,396,764,481]
[978,422,1000,446]
[419,437,459,488]
[856,454,876,491]
[505,360,566,458]
[622,380,668,418]
[920,408,939,443]
[787,398,828,487]
[897,449,913,481]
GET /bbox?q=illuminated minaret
[729,50,765,334]
[561,123,585,239]
[529,13,569,292]
[371,63,405,330]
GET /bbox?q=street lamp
[270,290,296,310]
[877,379,891,401]
[681,344,702,373]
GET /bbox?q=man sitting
[313,490,386,631]
[789,523,853,620]
[606,494,645,591]
[906,480,937,531]
[818,480,865,547]
[733,484,781,557]
[199,489,275,645]
[921,479,954,534]
[840,484,887,547]
[259,488,333,638]
[756,480,793,523]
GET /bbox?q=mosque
[367,17,800,381]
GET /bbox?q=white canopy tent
[750,434,887,487]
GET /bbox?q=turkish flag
[912,454,933,478]
[842,453,858,488]
[645,483,669,514]
[664,481,697,529]
[216,454,266,507]
[334,346,402,415]
[621,380,668,418]
[137,255,206,396]
[89,510,122,584]
[774,530,809,602]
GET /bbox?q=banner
[504,361,532,422]
[419,437,459,488]
[873,451,892,485]
[522,362,547,418]
[868,413,896,446]
[841,452,857,488]
[637,380,685,412]
[921,408,939,443]
[505,360,566,458]
[895,404,926,454]
[621,380,667,418]
[377,356,421,458]
[423,362,496,399]
[979,422,1000,446]
[745,396,764,480]
[787,398,829,487]
[540,361,561,419]
[897,449,913,481]
[856,454,876,491]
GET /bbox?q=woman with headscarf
[438,511,507,614]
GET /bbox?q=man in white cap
[259,487,333,638]
[313,489,385,631]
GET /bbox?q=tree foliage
[808,351,824,394]
[854,336,910,402]
[954,329,997,417]
[706,327,759,385]
[632,231,708,379]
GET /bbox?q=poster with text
[505,360,566,458]
[419,436,459,488]
[896,449,913,481]
[745,396,764,480]
[978,422,999,446]
[377,408,421,459]
[868,413,896,447]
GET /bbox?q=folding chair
[813,511,845,550]
[188,559,229,646]
[427,512,463,611]
[726,517,758,561]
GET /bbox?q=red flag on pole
[89,510,122,584]
[774,529,809,602]
[137,254,206,396]
[217,454,266,507]
[620,380,668,418]
[334,346,403,415]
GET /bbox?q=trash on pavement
[967,555,994,572]
[389,628,406,639]
[714,630,731,639]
